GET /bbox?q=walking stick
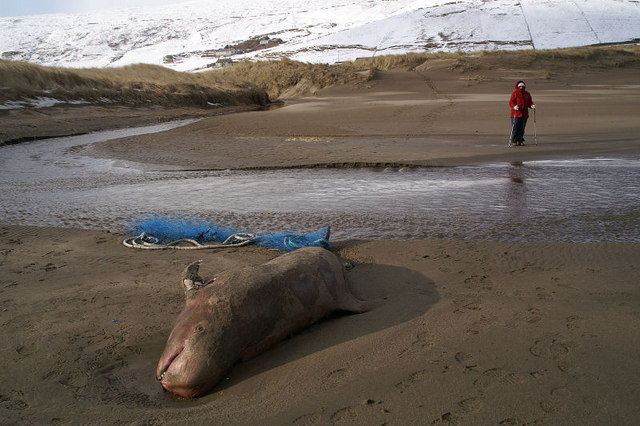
[533,108,538,146]
[508,117,516,147]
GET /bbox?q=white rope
[123,232,255,250]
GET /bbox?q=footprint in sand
[536,286,556,301]
[529,334,570,360]
[509,307,543,327]
[454,351,478,370]
[7,238,23,246]
[540,386,572,413]
[433,411,462,424]
[525,307,543,324]
[566,315,582,329]
[431,395,484,424]
[474,367,538,387]
[330,399,389,424]
[42,262,60,272]
[292,412,322,425]
[452,294,483,314]
[0,390,29,410]
[398,330,436,357]
[412,331,435,350]
[321,368,350,390]
[15,341,36,357]
[463,275,494,291]
[330,406,358,423]
[499,418,521,425]
[395,369,431,392]
[466,314,498,335]
[457,396,484,414]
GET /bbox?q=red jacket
[509,81,534,119]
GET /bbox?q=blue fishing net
[127,217,330,252]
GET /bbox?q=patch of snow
[0,97,101,109]
[0,100,28,110]
[31,97,64,108]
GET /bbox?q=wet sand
[1,63,640,424]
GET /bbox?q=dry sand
[1,63,640,424]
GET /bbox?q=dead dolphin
[156,247,367,398]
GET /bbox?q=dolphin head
[156,262,231,398]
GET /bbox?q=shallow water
[1,123,639,242]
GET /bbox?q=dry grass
[0,59,365,106]
[0,61,269,106]
[217,58,368,99]
[354,44,640,73]
[2,45,638,107]
[352,51,468,71]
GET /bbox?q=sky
[0,0,188,17]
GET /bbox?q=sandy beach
[2,63,640,424]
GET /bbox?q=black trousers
[510,117,528,144]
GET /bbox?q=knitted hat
[517,81,526,88]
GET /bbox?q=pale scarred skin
[156,247,367,398]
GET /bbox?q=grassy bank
[0,61,270,107]
[1,45,638,109]
[353,44,640,73]
[217,58,369,99]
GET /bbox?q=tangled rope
[123,232,255,250]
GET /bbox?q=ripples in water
[1,124,638,242]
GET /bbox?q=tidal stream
[1,122,639,242]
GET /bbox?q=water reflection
[504,161,527,222]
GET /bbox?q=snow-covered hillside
[1,0,639,71]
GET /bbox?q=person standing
[509,80,536,146]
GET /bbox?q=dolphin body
[156,247,367,398]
